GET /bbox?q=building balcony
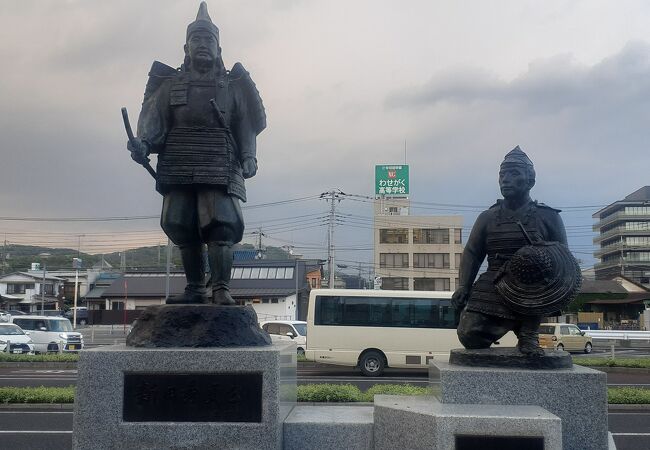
[593,211,650,231]
[595,259,650,271]
[593,227,650,244]
[594,243,650,258]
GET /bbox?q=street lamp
[38,253,51,314]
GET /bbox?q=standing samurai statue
[128,2,266,305]
[452,147,581,356]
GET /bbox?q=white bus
[304,289,516,376]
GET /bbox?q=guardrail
[587,330,650,340]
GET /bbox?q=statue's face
[499,164,531,199]
[186,30,219,65]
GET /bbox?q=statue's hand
[242,157,258,179]
[127,138,149,165]
[451,286,470,311]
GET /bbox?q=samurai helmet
[187,2,219,41]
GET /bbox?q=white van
[10,315,84,353]
[261,320,307,355]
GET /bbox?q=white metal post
[73,269,79,329]
[41,263,45,314]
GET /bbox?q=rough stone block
[73,342,296,450]
[431,361,608,450]
[373,395,562,450]
[283,405,374,450]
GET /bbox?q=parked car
[261,320,307,355]
[538,323,592,353]
[0,323,35,354]
[64,307,89,326]
[10,315,84,353]
[6,310,27,316]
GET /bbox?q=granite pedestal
[373,395,562,450]
[73,342,296,450]
[284,405,374,450]
[431,360,609,450]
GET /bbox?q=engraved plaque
[123,373,263,422]
[455,435,544,450]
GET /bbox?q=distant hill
[0,243,291,273]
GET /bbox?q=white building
[0,271,65,313]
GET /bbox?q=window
[314,295,455,329]
[259,267,269,278]
[310,278,318,288]
[6,283,34,294]
[284,268,294,279]
[250,267,261,279]
[44,284,54,295]
[413,229,449,244]
[381,277,409,290]
[569,326,583,336]
[625,206,650,215]
[380,253,409,268]
[414,278,450,291]
[455,253,462,269]
[413,253,449,268]
[111,302,124,311]
[12,319,38,330]
[380,229,409,244]
[232,267,243,279]
[454,229,462,244]
[560,325,570,336]
[278,324,293,336]
[241,267,252,279]
[625,221,650,231]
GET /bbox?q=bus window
[316,296,343,325]
[315,295,454,329]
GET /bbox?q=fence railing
[587,330,650,340]
[88,310,143,326]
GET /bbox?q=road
[0,406,647,449]
[0,329,646,449]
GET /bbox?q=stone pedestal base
[373,395,562,450]
[73,343,296,450]
[431,360,608,450]
[284,405,374,450]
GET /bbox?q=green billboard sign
[375,165,409,196]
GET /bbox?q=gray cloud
[2,1,650,269]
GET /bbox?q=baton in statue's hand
[121,107,157,180]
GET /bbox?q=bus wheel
[360,351,385,377]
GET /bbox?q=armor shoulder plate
[143,61,180,103]
[535,202,562,213]
[229,62,267,135]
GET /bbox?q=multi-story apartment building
[593,186,650,286]
[374,197,463,291]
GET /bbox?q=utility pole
[252,228,265,259]
[320,189,345,289]
[76,234,85,260]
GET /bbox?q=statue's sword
[121,107,157,180]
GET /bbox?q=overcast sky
[1,0,650,273]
